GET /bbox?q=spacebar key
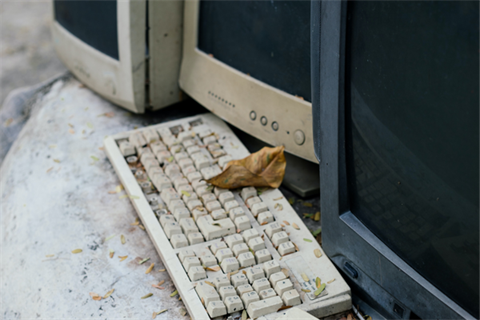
[247,296,283,318]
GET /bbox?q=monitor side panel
[148,0,184,110]
[51,0,146,113]
[314,1,474,319]
[179,0,317,163]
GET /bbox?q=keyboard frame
[104,113,351,319]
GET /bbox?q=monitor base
[229,126,320,198]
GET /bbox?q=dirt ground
[0,0,66,107]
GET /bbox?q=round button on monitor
[250,111,257,120]
[294,130,305,145]
[260,116,268,126]
[271,122,279,131]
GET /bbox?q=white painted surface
[0,78,189,319]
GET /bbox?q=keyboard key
[211,209,227,220]
[143,129,159,143]
[191,179,207,191]
[182,139,196,149]
[218,192,235,205]
[183,256,201,272]
[197,129,212,138]
[241,291,260,309]
[246,196,262,208]
[178,130,195,141]
[170,234,188,248]
[180,218,198,235]
[182,191,198,203]
[272,231,289,247]
[259,288,277,300]
[238,252,255,268]
[219,286,236,300]
[218,155,233,169]
[200,165,222,180]
[187,171,203,182]
[206,201,222,212]
[214,187,228,197]
[207,300,227,318]
[263,260,281,278]
[241,187,257,201]
[229,207,246,220]
[224,295,244,313]
[178,158,193,170]
[187,199,203,211]
[200,254,217,267]
[188,266,206,281]
[195,281,220,306]
[278,242,296,256]
[246,296,283,319]
[173,177,189,190]
[231,274,248,287]
[192,208,208,221]
[225,234,243,248]
[251,203,268,217]
[274,279,294,296]
[213,276,230,290]
[221,257,239,273]
[248,237,266,251]
[173,207,190,221]
[282,289,301,306]
[196,185,212,197]
[232,243,249,256]
[188,232,205,245]
[159,215,176,227]
[165,164,181,177]
[119,140,135,156]
[215,248,234,263]
[246,266,265,283]
[157,150,173,162]
[252,278,270,292]
[235,216,251,231]
[187,145,201,155]
[257,211,274,225]
[201,193,217,204]
[203,135,217,145]
[164,222,182,238]
[210,242,228,254]
[269,272,287,287]
[163,136,181,147]
[194,156,211,170]
[242,229,259,242]
[265,222,283,238]
[174,151,188,162]
[178,249,196,262]
[237,284,253,296]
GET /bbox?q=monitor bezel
[313,1,475,319]
[179,0,317,163]
[51,0,145,113]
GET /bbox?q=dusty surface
[0,0,66,107]
[0,77,191,319]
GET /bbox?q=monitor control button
[260,116,268,126]
[294,130,305,145]
[271,122,279,131]
[250,111,257,120]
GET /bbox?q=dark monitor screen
[345,1,479,317]
[198,0,311,102]
[54,0,119,60]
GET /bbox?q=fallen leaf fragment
[119,255,128,261]
[278,305,293,311]
[179,307,187,316]
[87,122,93,129]
[274,203,283,211]
[242,310,247,320]
[288,197,295,205]
[206,146,286,189]
[139,257,150,264]
[157,280,165,286]
[71,249,83,254]
[283,220,290,226]
[303,238,313,243]
[301,289,311,293]
[121,234,126,244]
[4,118,13,127]
[301,273,309,282]
[141,293,153,299]
[327,278,336,284]
[314,283,326,296]
[316,277,321,288]
[109,185,124,194]
[105,234,116,241]
[46,167,53,173]
[158,269,166,272]
[273,196,283,201]
[138,224,145,230]
[170,290,178,297]
[303,213,314,219]
[206,266,220,272]
[69,129,75,134]
[205,281,215,287]
[145,263,155,274]
[314,211,321,221]
[131,218,140,226]
[303,202,313,207]
[153,309,168,319]
[281,268,289,277]
[103,288,114,299]
[312,228,322,237]
[109,249,114,258]
[90,292,102,300]
[181,190,191,197]
[91,155,99,161]
[53,159,60,163]
[314,248,323,258]
[292,223,300,230]
[45,254,55,258]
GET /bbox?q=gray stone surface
[0,77,189,319]
[0,0,66,107]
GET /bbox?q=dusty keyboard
[104,113,351,319]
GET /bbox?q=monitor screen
[198,0,311,102]
[54,0,119,60]
[345,1,479,317]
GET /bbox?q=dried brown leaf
[303,202,313,207]
[45,254,55,258]
[292,223,300,230]
[179,307,187,316]
[206,266,220,272]
[206,146,286,189]
[141,293,153,299]
[121,234,126,244]
[103,288,114,299]
[109,250,114,258]
[314,211,321,221]
[71,249,83,254]
[273,196,283,201]
[301,273,309,282]
[281,268,289,277]
[145,263,155,274]
[119,255,128,261]
[327,278,336,284]
[283,220,290,226]
[139,225,145,230]
[314,248,323,258]
[46,167,53,173]
[158,269,166,272]
[130,218,140,226]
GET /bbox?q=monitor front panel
[180,0,316,163]
[345,1,479,317]
[51,0,145,113]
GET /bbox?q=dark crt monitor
[312,1,478,319]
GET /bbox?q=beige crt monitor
[51,0,183,113]
[179,0,316,163]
